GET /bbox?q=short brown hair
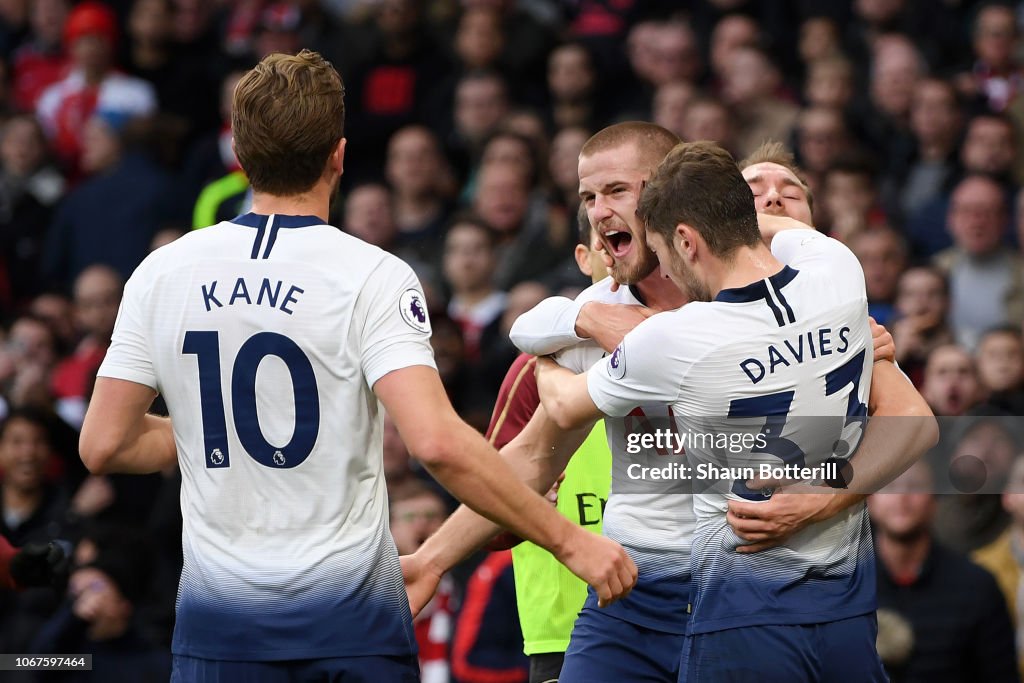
[637,141,759,258]
[737,140,814,215]
[580,122,680,174]
[232,50,345,196]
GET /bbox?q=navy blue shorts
[559,603,686,683]
[681,613,887,683]
[170,653,420,682]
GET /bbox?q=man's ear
[676,223,698,259]
[574,244,593,277]
[334,138,347,175]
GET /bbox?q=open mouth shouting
[602,226,634,259]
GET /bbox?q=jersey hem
[523,638,570,656]
[171,643,416,661]
[687,602,876,635]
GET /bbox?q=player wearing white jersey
[536,141,937,682]
[78,50,635,682]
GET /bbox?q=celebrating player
[78,49,635,681]
[535,141,937,682]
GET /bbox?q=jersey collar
[230,212,326,228]
[714,265,798,303]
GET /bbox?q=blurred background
[2,0,1024,681]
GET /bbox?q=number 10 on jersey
[183,331,321,469]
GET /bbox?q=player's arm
[755,213,816,245]
[376,367,632,607]
[402,402,592,614]
[79,259,174,475]
[80,379,175,474]
[510,293,652,356]
[729,360,938,552]
[535,357,604,430]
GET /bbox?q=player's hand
[593,241,621,292]
[727,485,836,553]
[400,553,442,618]
[869,317,895,364]
[576,303,653,353]
[556,528,636,607]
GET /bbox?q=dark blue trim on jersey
[230,213,327,229]
[248,215,269,259]
[715,266,798,303]
[262,222,280,258]
[770,279,796,324]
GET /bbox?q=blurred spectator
[49,264,121,429]
[886,78,962,223]
[11,0,69,113]
[31,528,170,681]
[892,267,955,387]
[956,3,1022,113]
[546,42,599,131]
[804,56,855,111]
[344,0,447,181]
[861,33,922,159]
[680,96,734,152]
[472,161,567,290]
[933,174,1023,350]
[921,344,982,417]
[652,80,697,141]
[851,228,907,325]
[386,125,454,268]
[1,314,58,410]
[0,407,70,653]
[343,182,397,249]
[390,480,454,683]
[448,70,510,177]
[822,154,886,241]
[29,290,76,353]
[870,461,1018,683]
[974,455,1024,678]
[723,46,799,159]
[708,13,760,90]
[935,418,1018,554]
[42,112,173,288]
[548,125,588,211]
[974,325,1024,414]
[961,113,1017,186]
[798,15,843,65]
[794,106,852,192]
[443,215,506,364]
[454,7,503,73]
[178,69,245,227]
[36,1,157,176]
[123,0,218,146]
[0,114,65,308]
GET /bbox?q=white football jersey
[588,230,876,634]
[98,213,435,660]
[541,277,696,634]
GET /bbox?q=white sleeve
[509,296,584,355]
[97,264,158,390]
[358,256,437,388]
[586,315,684,417]
[771,229,865,298]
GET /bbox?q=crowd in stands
[2,0,1024,680]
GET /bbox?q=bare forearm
[418,411,588,573]
[93,414,177,474]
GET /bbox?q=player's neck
[636,267,686,311]
[250,188,330,224]
[710,244,784,297]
